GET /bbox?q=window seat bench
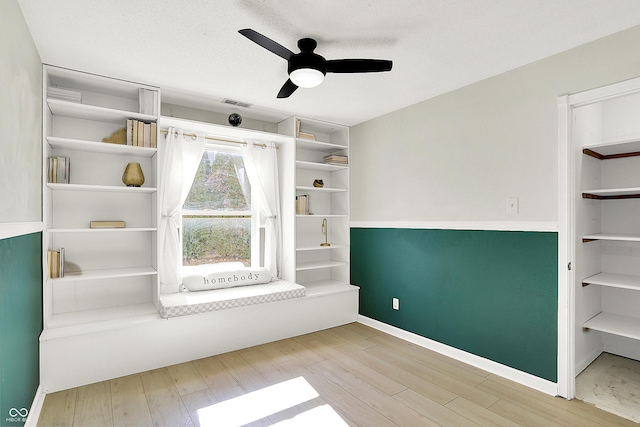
[159,280,306,319]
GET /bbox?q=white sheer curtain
[241,141,281,278]
[158,127,206,293]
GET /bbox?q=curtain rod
[160,128,279,149]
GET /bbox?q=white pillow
[183,267,272,291]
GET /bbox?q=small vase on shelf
[122,162,144,187]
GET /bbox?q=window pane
[184,150,250,211]
[182,217,251,267]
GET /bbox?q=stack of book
[48,157,70,183]
[296,194,309,215]
[126,119,157,148]
[47,248,65,278]
[90,221,125,229]
[138,88,158,115]
[323,153,348,165]
[295,119,316,140]
[48,86,81,103]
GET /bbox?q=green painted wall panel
[0,233,42,427]
[351,228,558,382]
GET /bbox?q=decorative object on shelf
[102,127,127,145]
[122,162,145,187]
[228,113,242,127]
[313,179,324,188]
[90,221,125,229]
[320,218,331,246]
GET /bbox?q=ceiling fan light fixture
[290,67,325,88]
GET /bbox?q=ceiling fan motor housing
[288,51,327,75]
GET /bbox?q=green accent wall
[0,233,42,427]
[351,228,558,382]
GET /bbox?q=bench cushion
[159,280,306,319]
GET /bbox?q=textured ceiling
[17,0,640,126]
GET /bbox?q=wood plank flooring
[37,322,637,426]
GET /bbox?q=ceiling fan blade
[326,59,393,73]
[238,29,294,60]
[277,79,298,98]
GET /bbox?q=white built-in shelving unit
[39,67,359,393]
[570,80,640,377]
[41,65,160,337]
[278,117,354,297]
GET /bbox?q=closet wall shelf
[583,312,640,341]
[582,188,640,199]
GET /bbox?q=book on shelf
[295,119,316,140]
[296,194,310,215]
[48,86,81,103]
[298,131,316,140]
[138,88,157,115]
[323,154,348,165]
[151,122,157,148]
[90,221,125,228]
[126,119,157,148]
[47,248,65,278]
[47,157,70,183]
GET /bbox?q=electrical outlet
[392,298,399,310]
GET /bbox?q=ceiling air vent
[222,98,252,108]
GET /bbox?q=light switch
[507,197,519,215]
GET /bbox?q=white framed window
[181,145,260,268]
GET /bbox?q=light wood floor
[37,322,638,427]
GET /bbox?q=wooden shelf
[582,233,640,243]
[296,260,347,271]
[47,98,156,124]
[296,160,348,171]
[582,272,640,290]
[583,135,640,159]
[582,187,640,199]
[47,136,157,157]
[583,312,640,340]
[47,183,157,193]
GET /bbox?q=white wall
[0,0,42,224]
[350,25,640,224]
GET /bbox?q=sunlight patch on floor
[197,376,347,426]
[271,404,349,426]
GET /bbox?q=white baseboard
[24,385,45,427]
[350,220,558,232]
[358,315,559,397]
[575,347,602,376]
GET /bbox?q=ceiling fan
[239,28,393,98]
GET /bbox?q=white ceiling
[17,0,640,127]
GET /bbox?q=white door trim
[557,95,575,399]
